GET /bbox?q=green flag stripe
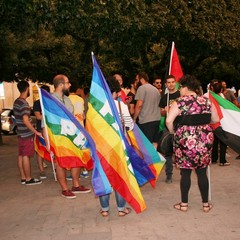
[211,92,240,112]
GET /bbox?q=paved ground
[0,134,240,240]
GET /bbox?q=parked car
[1,108,36,134]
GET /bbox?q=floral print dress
[174,95,214,169]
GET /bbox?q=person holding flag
[68,81,89,179]
[158,42,183,183]
[50,74,91,199]
[86,53,166,215]
[99,76,132,217]
[210,82,230,166]
[13,81,42,185]
[159,75,180,183]
[33,84,50,180]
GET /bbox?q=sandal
[99,209,109,217]
[118,207,132,217]
[203,203,213,213]
[173,203,188,212]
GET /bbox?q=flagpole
[117,97,144,159]
[164,41,175,95]
[168,41,175,75]
[166,92,170,116]
[207,165,211,201]
[37,85,57,181]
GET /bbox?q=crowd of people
[12,72,239,216]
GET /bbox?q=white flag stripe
[221,107,240,137]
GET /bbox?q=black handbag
[157,129,174,155]
[157,102,194,155]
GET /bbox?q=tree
[0,0,239,89]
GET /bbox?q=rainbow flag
[39,88,94,170]
[86,53,151,213]
[127,125,165,187]
[34,135,51,162]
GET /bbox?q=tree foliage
[0,0,240,89]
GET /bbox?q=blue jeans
[99,191,126,212]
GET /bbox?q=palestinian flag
[169,41,183,81]
[209,92,240,154]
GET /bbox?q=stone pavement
[0,134,240,240]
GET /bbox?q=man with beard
[51,74,91,199]
[13,81,42,185]
[153,77,162,96]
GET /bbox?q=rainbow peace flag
[86,53,158,213]
[39,88,94,170]
[34,135,51,162]
[127,125,165,187]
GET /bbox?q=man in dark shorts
[13,81,42,185]
[159,75,180,183]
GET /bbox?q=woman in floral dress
[166,75,219,213]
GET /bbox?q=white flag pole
[165,42,175,95]
[168,41,175,75]
[37,85,57,181]
[166,92,170,116]
[165,42,175,112]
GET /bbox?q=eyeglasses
[155,82,161,84]
[63,81,70,84]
